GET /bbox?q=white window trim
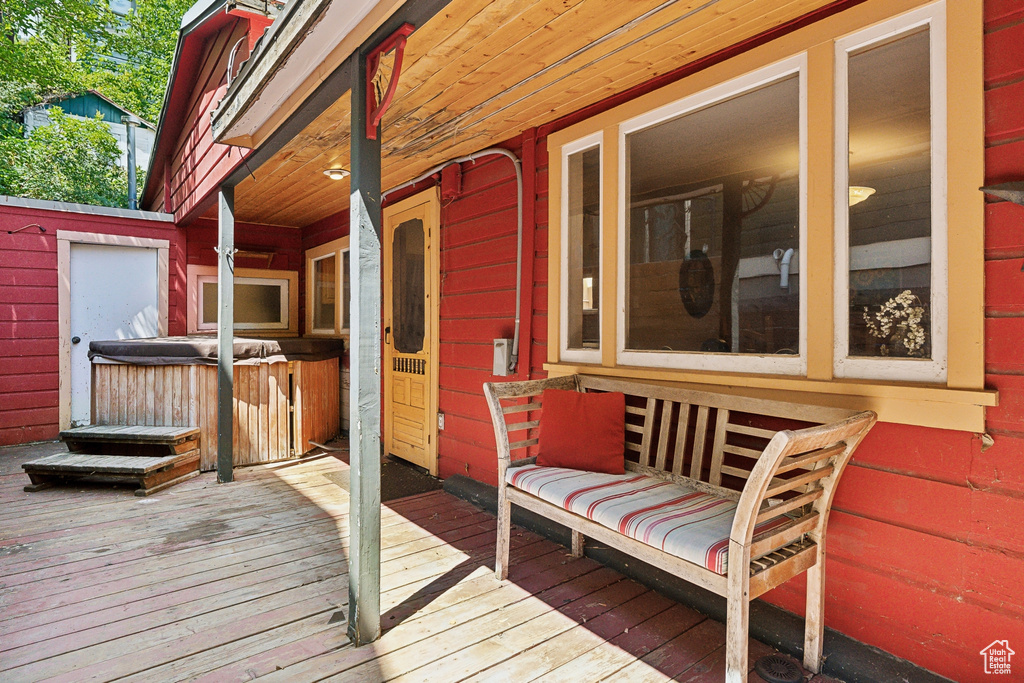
[186,264,298,335]
[833,1,947,383]
[560,132,604,364]
[616,54,809,375]
[305,236,350,337]
[197,275,289,331]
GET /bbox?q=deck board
[0,442,834,683]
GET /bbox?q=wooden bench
[484,374,876,683]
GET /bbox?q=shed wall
[0,202,185,446]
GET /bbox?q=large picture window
[547,0,990,431]
[834,5,946,382]
[618,58,806,374]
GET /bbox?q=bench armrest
[484,375,579,470]
[730,411,877,560]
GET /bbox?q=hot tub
[88,336,345,471]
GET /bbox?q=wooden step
[23,449,201,497]
[60,425,200,445]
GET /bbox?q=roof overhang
[211,0,404,148]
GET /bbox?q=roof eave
[211,0,402,149]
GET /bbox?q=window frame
[545,0,992,433]
[186,264,299,335]
[304,236,351,338]
[615,54,809,375]
[832,3,948,382]
[560,132,604,364]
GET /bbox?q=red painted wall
[165,19,250,224]
[186,217,303,331]
[0,202,185,446]
[423,5,1024,681]
[747,7,1024,680]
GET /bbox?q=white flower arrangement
[862,289,927,357]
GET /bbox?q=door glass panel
[847,28,931,358]
[313,254,336,330]
[392,218,425,353]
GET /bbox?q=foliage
[0,1,189,206]
[0,108,135,207]
[0,0,107,93]
[83,0,193,123]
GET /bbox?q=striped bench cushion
[506,464,788,575]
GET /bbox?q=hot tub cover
[88,336,345,366]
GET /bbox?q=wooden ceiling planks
[231,0,836,228]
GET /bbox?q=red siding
[757,7,1024,681]
[423,6,1024,682]
[186,218,303,331]
[165,19,249,224]
[0,203,185,446]
[419,139,552,486]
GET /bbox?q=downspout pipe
[383,148,524,373]
[121,115,141,210]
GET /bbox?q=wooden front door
[383,189,439,474]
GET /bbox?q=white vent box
[493,338,512,376]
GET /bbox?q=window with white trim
[197,275,291,331]
[616,57,807,375]
[834,4,946,382]
[305,237,350,336]
[546,0,992,431]
[560,134,602,363]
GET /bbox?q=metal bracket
[365,23,415,140]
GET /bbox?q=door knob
[384,326,391,344]
[71,336,81,344]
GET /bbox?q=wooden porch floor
[0,442,840,682]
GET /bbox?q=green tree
[0,0,107,93]
[84,0,192,123]
[0,107,134,207]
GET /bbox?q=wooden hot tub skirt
[91,359,340,471]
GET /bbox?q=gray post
[217,187,235,484]
[121,115,140,210]
[347,53,382,646]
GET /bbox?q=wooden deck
[0,441,840,682]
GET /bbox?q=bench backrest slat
[690,405,710,480]
[672,404,691,477]
[655,400,673,471]
[708,409,730,485]
[639,397,658,468]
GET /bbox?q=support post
[217,187,235,484]
[347,53,382,646]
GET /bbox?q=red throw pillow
[536,389,625,474]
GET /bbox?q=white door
[69,243,160,426]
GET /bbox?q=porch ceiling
[232,0,837,228]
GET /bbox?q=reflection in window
[847,29,931,359]
[200,277,288,329]
[312,254,336,331]
[566,146,600,349]
[625,74,801,355]
[392,219,425,354]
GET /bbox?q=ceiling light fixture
[848,186,875,206]
[323,168,350,180]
